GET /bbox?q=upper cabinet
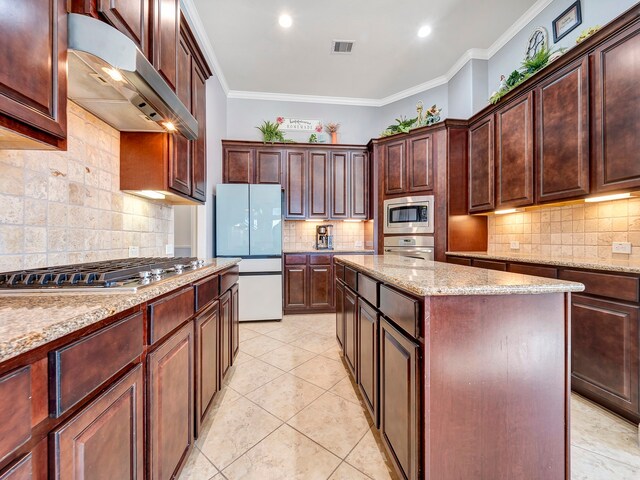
[384,139,406,195]
[309,151,330,219]
[592,21,640,193]
[468,116,495,213]
[382,132,434,196]
[285,149,307,219]
[0,0,67,149]
[152,0,180,91]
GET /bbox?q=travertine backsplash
[283,220,372,251]
[0,102,174,271]
[488,199,640,260]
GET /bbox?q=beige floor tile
[291,332,340,354]
[346,430,394,480]
[280,315,321,330]
[328,462,371,480]
[198,397,282,470]
[320,344,343,362]
[232,350,254,366]
[226,357,285,395]
[177,448,219,480]
[259,344,317,371]
[288,392,370,458]
[571,445,640,479]
[329,377,362,405]
[246,373,325,421]
[222,424,341,480]
[239,327,261,342]
[264,326,309,343]
[240,321,285,334]
[239,335,286,357]
[290,355,347,390]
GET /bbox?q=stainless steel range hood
[67,13,198,140]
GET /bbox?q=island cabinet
[0,0,67,150]
[382,133,434,196]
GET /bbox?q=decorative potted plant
[256,120,286,143]
[325,122,340,144]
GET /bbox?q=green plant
[381,116,417,137]
[576,25,601,44]
[521,46,553,74]
[308,133,318,143]
[256,120,286,143]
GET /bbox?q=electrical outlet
[355,240,363,247]
[612,242,632,254]
[510,241,520,250]
[128,246,139,258]
[165,244,174,255]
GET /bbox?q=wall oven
[383,195,435,234]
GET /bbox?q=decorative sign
[553,1,582,42]
[277,117,322,132]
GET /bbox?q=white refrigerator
[215,184,283,321]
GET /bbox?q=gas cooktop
[0,257,208,294]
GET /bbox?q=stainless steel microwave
[383,195,435,234]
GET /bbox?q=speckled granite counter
[446,251,640,274]
[0,258,241,364]
[334,255,583,297]
[283,248,374,254]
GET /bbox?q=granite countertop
[283,247,375,254]
[446,251,640,275]
[334,255,584,297]
[0,258,241,364]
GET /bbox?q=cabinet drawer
[447,256,472,266]
[379,285,420,338]
[560,270,639,303]
[285,254,307,265]
[0,367,31,463]
[335,263,345,281]
[345,267,358,291]
[148,288,195,344]
[51,312,144,417]
[310,254,332,265]
[220,265,240,293]
[508,263,558,279]
[194,274,219,313]
[472,259,507,271]
[358,273,379,308]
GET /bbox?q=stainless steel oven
[383,236,434,261]
[383,195,434,234]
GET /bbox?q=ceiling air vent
[331,40,354,54]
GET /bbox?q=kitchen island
[333,254,583,480]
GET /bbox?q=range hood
[67,14,197,140]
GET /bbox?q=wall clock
[526,26,548,59]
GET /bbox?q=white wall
[376,84,449,133]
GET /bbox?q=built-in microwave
[383,195,435,234]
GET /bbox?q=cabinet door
[148,323,194,480]
[336,281,345,349]
[309,265,333,310]
[195,302,219,436]
[536,57,590,203]
[496,92,534,208]
[351,151,369,219]
[176,33,192,113]
[285,150,307,218]
[219,291,232,381]
[152,0,179,90]
[99,0,149,56]
[0,0,67,145]
[191,61,207,202]
[344,287,358,378]
[309,151,330,218]
[468,116,495,213]
[169,133,192,196]
[379,318,420,480]
[358,299,378,425]
[331,152,349,219]
[223,147,254,184]
[384,140,406,195]
[593,23,640,193]
[571,295,639,417]
[0,453,32,480]
[53,365,144,479]
[407,133,433,192]
[255,150,283,184]
[231,284,240,362]
[284,265,307,309]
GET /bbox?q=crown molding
[185,0,554,106]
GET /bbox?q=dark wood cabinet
[536,57,590,203]
[309,151,330,218]
[53,365,144,479]
[0,0,67,149]
[98,0,149,56]
[344,287,358,378]
[495,92,534,208]
[379,317,420,480]
[223,147,254,184]
[0,453,35,480]
[176,32,192,110]
[0,367,31,465]
[285,150,308,219]
[336,281,345,348]
[219,290,232,381]
[358,299,378,425]
[384,139,406,195]
[152,0,179,91]
[284,265,307,309]
[331,152,349,219]
[571,295,639,417]
[351,151,369,219]
[169,133,192,196]
[309,265,333,309]
[191,60,208,202]
[231,283,240,362]
[255,150,283,184]
[407,132,434,192]
[592,22,640,193]
[195,302,219,436]
[148,323,194,480]
[468,116,495,213]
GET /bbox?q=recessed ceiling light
[279,14,292,28]
[418,25,432,38]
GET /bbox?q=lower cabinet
[335,281,345,348]
[231,284,240,361]
[219,290,232,380]
[343,286,358,378]
[147,322,194,480]
[358,299,378,425]
[379,318,420,480]
[52,365,144,479]
[195,301,219,436]
[309,265,333,309]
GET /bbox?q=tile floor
[178,314,640,480]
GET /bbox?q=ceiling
[190,0,540,101]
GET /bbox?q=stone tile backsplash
[488,199,640,260]
[283,220,370,251]
[0,103,174,271]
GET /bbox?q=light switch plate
[612,242,632,254]
[355,240,363,247]
[128,246,140,258]
[165,244,174,255]
[510,241,520,250]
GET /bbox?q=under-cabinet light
[101,67,124,82]
[304,219,324,222]
[162,121,177,132]
[343,219,362,222]
[584,193,633,203]
[494,208,522,215]
[137,190,166,200]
